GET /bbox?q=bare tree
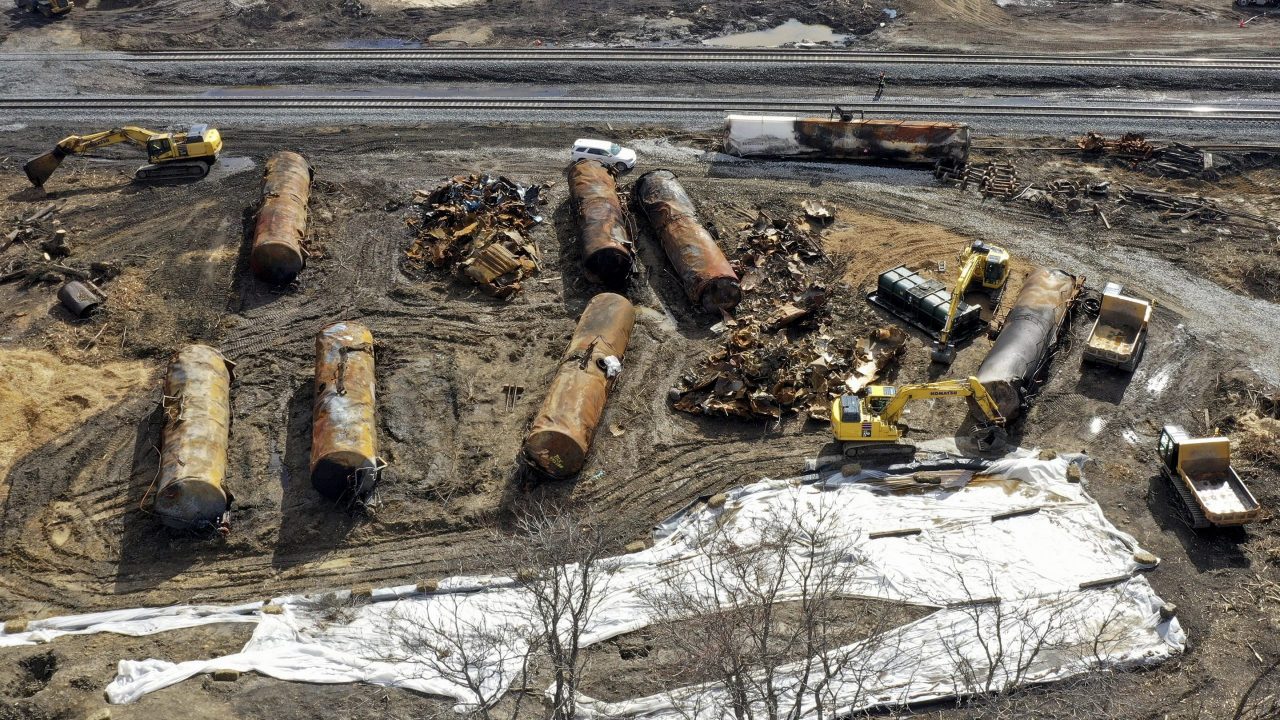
[640,494,911,720]
[354,502,621,719]
[502,502,624,720]
[383,592,539,720]
[932,561,1161,720]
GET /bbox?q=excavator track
[134,160,212,183]
[842,442,919,464]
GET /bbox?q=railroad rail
[2,96,1279,121]
[4,49,1280,70]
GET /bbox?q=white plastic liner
[0,453,1184,714]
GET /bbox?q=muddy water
[703,19,847,47]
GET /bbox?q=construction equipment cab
[868,241,1010,366]
[24,125,222,188]
[830,376,1007,459]
[1157,425,1260,529]
[14,0,72,17]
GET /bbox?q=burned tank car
[724,115,970,167]
[975,268,1082,421]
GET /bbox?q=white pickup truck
[1083,282,1151,372]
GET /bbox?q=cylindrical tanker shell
[154,345,234,531]
[311,321,381,501]
[634,170,741,313]
[975,268,1079,421]
[722,114,971,166]
[569,160,634,287]
[250,151,313,285]
[523,293,635,478]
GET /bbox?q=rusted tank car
[569,159,634,287]
[154,345,235,532]
[723,114,971,167]
[250,151,313,285]
[975,268,1083,421]
[633,170,741,313]
[523,293,635,479]
[311,321,384,502]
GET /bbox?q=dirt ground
[0,124,1278,718]
[2,0,1278,54]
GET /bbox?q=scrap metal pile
[1078,132,1155,158]
[668,210,903,421]
[941,162,1111,217]
[1118,187,1261,225]
[1078,132,1220,179]
[404,174,549,299]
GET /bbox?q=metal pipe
[633,170,741,313]
[250,151,313,285]
[57,280,102,318]
[569,159,634,287]
[311,321,383,501]
[976,268,1081,421]
[523,293,635,478]
[155,345,235,531]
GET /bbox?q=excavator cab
[971,240,1010,290]
[832,386,898,443]
[145,137,175,163]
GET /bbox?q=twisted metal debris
[668,210,905,421]
[404,174,549,299]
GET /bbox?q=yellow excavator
[830,376,1007,459]
[24,125,223,188]
[930,241,1010,365]
[14,0,72,17]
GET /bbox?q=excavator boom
[877,376,1005,428]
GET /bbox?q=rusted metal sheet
[723,114,971,166]
[568,159,634,287]
[57,280,101,317]
[634,170,741,313]
[976,268,1082,421]
[250,151,312,285]
[523,293,635,479]
[155,345,235,532]
[311,321,383,502]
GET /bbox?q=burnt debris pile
[668,210,859,421]
[405,174,549,299]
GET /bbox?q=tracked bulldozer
[24,125,222,188]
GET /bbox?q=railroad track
[3,96,1280,121]
[4,48,1280,70]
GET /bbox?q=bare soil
[0,124,1277,719]
[2,0,1277,54]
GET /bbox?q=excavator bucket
[929,341,957,366]
[23,149,64,187]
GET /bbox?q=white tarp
[0,453,1184,716]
